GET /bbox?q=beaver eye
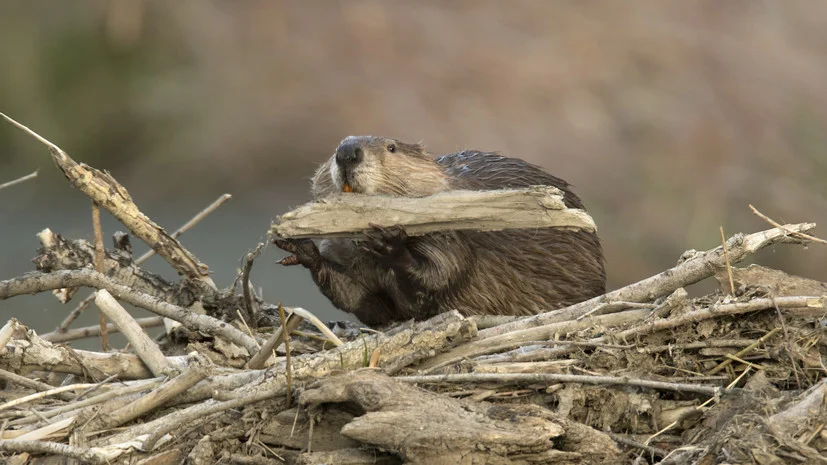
[387,144,397,153]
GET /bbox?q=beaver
[275,136,605,327]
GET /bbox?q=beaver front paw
[361,223,415,268]
[273,238,322,270]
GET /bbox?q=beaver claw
[273,238,321,269]
[361,223,414,267]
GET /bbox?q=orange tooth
[343,183,353,193]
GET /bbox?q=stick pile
[1,113,826,464]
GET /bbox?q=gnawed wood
[272,186,596,239]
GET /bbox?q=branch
[94,289,174,376]
[397,372,723,396]
[272,186,596,239]
[0,112,214,285]
[417,308,649,373]
[0,269,258,354]
[0,169,38,191]
[1,325,189,379]
[42,316,164,343]
[479,223,817,339]
[0,440,108,464]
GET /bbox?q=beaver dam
[1,114,826,465]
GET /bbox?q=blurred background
[2,1,827,342]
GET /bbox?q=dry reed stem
[750,204,827,245]
[720,226,735,296]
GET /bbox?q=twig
[279,304,293,408]
[0,440,107,464]
[54,295,94,335]
[241,239,267,329]
[140,385,287,451]
[576,301,657,321]
[0,111,215,285]
[246,311,303,370]
[236,309,260,349]
[708,328,779,374]
[723,353,765,370]
[605,431,668,457]
[42,316,164,343]
[397,373,723,396]
[92,202,109,351]
[95,289,175,376]
[91,357,209,430]
[750,204,827,245]
[9,378,163,427]
[479,223,816,339]
[0,368,74,401]
[773,297,803,388]
[418,309,649,373]
[612,298,817,343]
[644,339,759,354]
[720,226,735,296]
[0,269,258,353]
[133,193,232,264]
[242,252,257,327]
[0,169,38,191]
[645,420,678,446]
[0,383,96,413]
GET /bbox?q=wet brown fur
[306,136,606,326]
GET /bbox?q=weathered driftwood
[298,370,621,465]
[271,186,596,239]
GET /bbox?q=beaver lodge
[1,113,826,464]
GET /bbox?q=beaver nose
[335,144,363,168]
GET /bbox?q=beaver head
[312,136,449,198]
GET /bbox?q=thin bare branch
[397,372,723,396]
[0,269,257,353]
[0,111,215,285]
[0,169,38,191]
